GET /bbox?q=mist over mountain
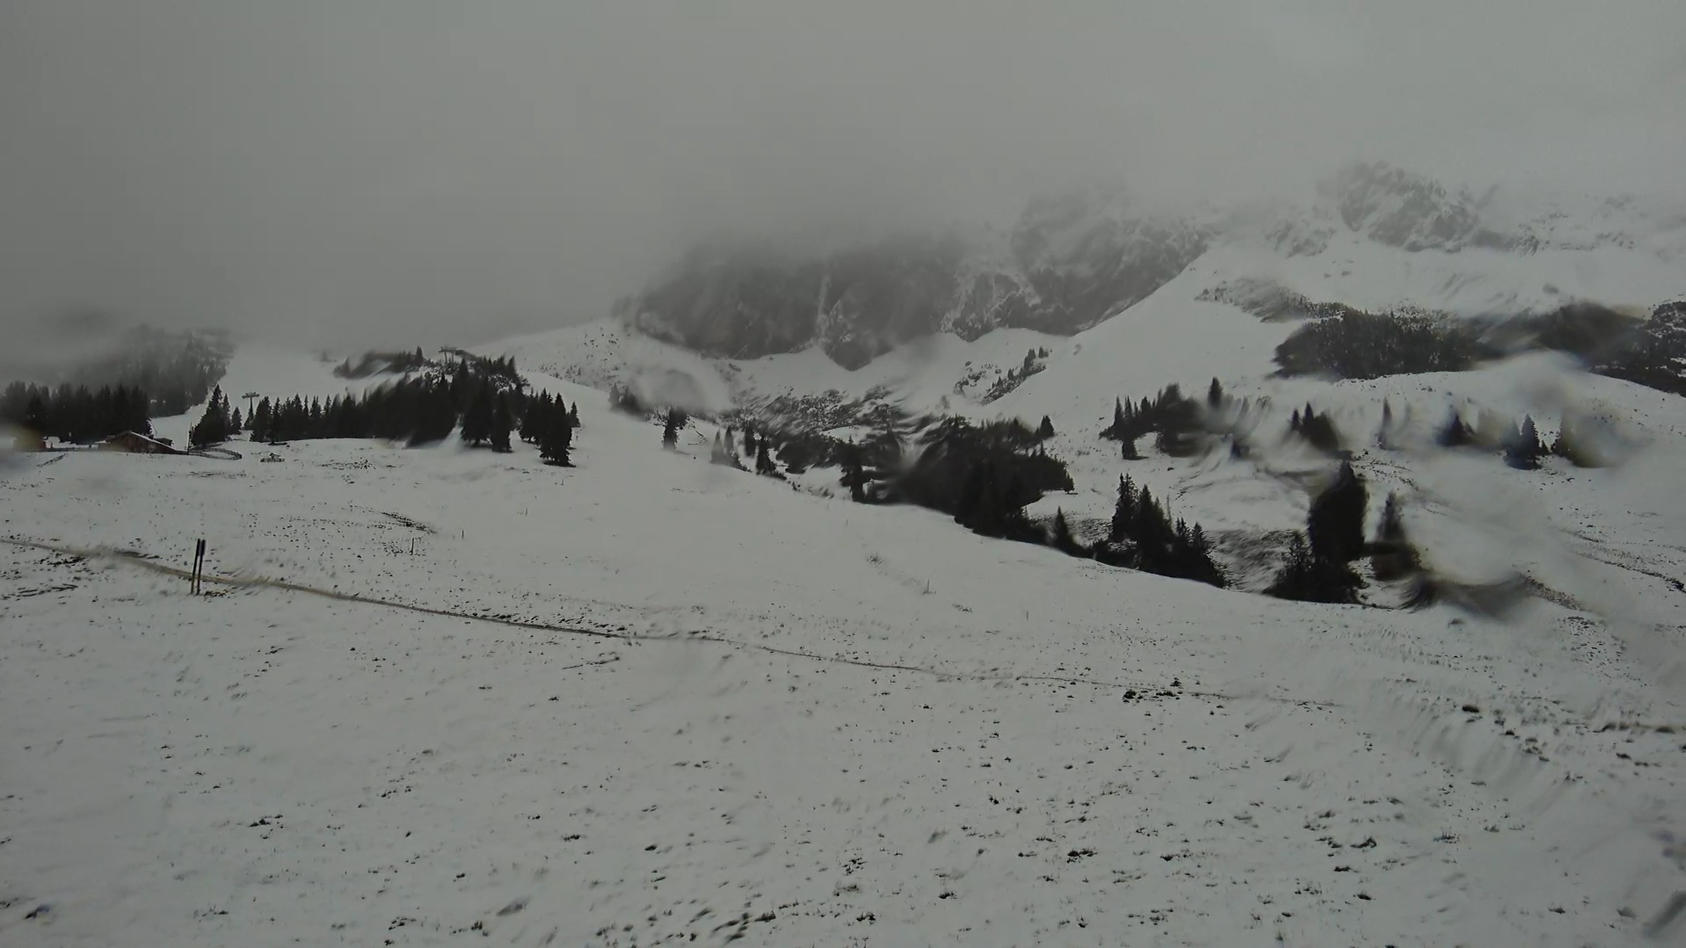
[4,1,1685,352]
[619,162,1686,369]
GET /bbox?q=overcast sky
[3,0,1684,351]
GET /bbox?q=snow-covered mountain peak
[1319,160,1483,252]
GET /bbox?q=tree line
[1273,300,1686,397]
[1100,380,1240,459]
[205,356,581,465]
[1089,474,1225,585]
[41,325,232,417]
[2,382,153,444]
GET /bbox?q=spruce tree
[490,393,514,452]
[1307,461,1367,566]
[520,391,546,443]
[755,439,778,476]
[230,407,242,435]
[461,380,494,446]
[1550,416,1600,467]
[1036,415,1055,439]
[1504,415,1543,469]
[662,408,681,449]
[1208,377,1224,409]
[1109,475,1136,542]
[1371,492,1420,582]
[189,387,230,447]
[839,440,869,501]
[1051,508,1080,554]
[1437,405,1470,448]
[540,404,573,466]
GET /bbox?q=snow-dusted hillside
[5,354,1685,944]
[493,169,1686,613]
[6,157,1686,944]
[614,162,1686,370]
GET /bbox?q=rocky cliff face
[1326,161,1484,251]
[621,163,1684,370]
[624,191,1208,368]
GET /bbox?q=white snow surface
[5,349,1686,945]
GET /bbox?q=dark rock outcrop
[624,190,1207,367]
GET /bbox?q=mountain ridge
[618,162,1686,370]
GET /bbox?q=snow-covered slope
[5,355,1685,944]
[148,343,372,445]
[615,162,1686,370]
[497,161,1686,614]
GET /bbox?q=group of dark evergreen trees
[212,356,582,465]
[1274,309,1488,380]
[1274,300,1686,398]
[1101,383,1207,458]
[2,381,153,444]
[1087,474,1225,585]
[1433,405,1584,468]
[1267,461,1435,605]
[828,416,1073,544]
[1268,461,1371,603]
[189,387,240,447]
[45,324,232,416]
[246,384,454,445]
[332,348,432,379]
[1288,404,1343,455]
[238,375,580,457]
[707,422,782,476]
[521,391,577,465]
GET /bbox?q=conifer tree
[520,391,546,443]
[1308,462,1367,566]
[1051,508,1080,554]
[662,408,681,449]
[1208,377,1224,409]
[1504,415,1544,469]
[755,439,778,476]
[1036,415,1055,439]
[252,397,272,441]
[1371,492,1421,582]
[23,393,45,433]
[460,380,494,446]
[189,386,231,447]
[839,440,869,501]
[490,393,514,452]
[1190,524,1209,555]
[742,427,757,457]
[1437,405,1470,448]
[1109,475,1136,541]
[539,402,573,466]
[1549,416,1602,467]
